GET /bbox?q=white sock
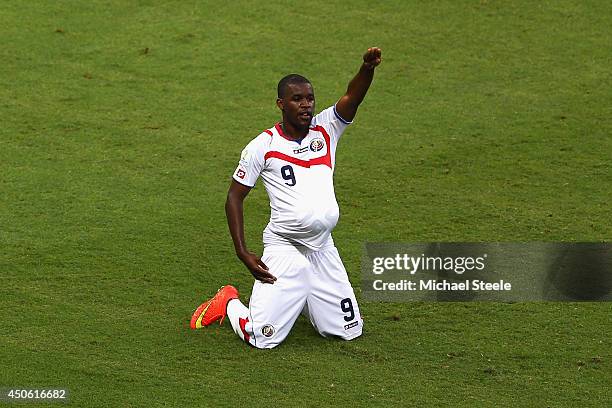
[226,298,251,343]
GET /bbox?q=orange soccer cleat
[190,285,239,329]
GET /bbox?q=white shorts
[245,244,363,348]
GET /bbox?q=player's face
[277,83,315,129]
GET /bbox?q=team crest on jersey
[309,138,325,152]
[261,324,275,337]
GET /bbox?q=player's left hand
[363,47,382,69]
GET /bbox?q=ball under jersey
[233,105,352,250]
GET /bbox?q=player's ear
[276,98,284,111]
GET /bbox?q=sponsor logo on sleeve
[236,168,246,179]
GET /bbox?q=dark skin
[226,47,382,283]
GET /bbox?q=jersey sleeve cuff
[232,175,255,188]
[333,104,353,125]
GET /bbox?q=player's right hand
[238,251,276,284]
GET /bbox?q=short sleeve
[311,104,352,142]
[232,134,268,187]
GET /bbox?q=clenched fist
[363,47,382,69]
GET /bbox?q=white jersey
[233,105,352,250]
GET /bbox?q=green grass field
[1,1,611,406]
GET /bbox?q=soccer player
[191,47,382,348]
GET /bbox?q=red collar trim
[275,123,311,142]
[275,123,293,141]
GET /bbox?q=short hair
[277,74,312,98]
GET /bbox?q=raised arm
[225,180,276,284]
[335,47,382,122]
